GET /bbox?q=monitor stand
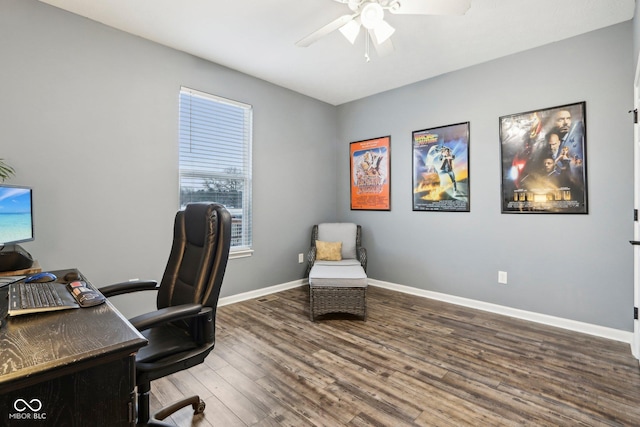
[0,244,34,272]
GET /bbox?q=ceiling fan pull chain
[365,33,371,62]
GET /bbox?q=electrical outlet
[298,253,304,263]
[498,271,508,284]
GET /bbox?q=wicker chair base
[309,286,367,321]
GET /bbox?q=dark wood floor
[149,285,640,426]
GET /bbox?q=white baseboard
[218,279,306,307]
[218,278,633,344]
[369,279,633,344]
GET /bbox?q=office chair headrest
[184,203,217,247]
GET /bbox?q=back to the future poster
[413,122,470,212]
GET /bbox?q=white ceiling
[38,0,634,106]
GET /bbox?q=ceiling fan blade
[296,14,356,47]
[370,31,394,57]
[389,0,471,15]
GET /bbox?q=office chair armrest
[99,280,159,297]
[129,303,203,332]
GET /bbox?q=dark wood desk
[0,269,147,426]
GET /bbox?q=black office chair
[100,203,231,426]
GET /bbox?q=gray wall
[1,0,338,318]
[337,22,634,331]
[2,0,635,331]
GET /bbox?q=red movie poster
[350,136,391,211]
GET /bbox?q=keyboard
[8,282,79,316]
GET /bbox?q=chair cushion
[136,324,199,364]
[309,263,367,288]
[316,240,342,261]
[318,223,357,259]
[314,259,362,266]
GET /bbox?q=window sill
[230,248,254,259]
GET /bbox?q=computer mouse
[25,272,57,283]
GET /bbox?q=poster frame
[412,122,471,212]
[350,136,391,211]
[499,101,588,214]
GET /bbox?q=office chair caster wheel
[193,399,206,415]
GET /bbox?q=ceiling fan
[296,0,471,60]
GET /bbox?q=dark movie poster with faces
[499,102,588,214]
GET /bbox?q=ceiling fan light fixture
[298,0,471,58]
[372,19,395,44]
[361,2,384,30]
[339,19,361,44]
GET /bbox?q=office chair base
[147,395,205,426]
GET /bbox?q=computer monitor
[0,184,34,271]
[0,184,33,245]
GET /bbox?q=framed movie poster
[499,101,587,214]
[350,136,391,210]
[412,122,470,212]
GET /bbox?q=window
[179,87,253,257]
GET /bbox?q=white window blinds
[179,87,253,252]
